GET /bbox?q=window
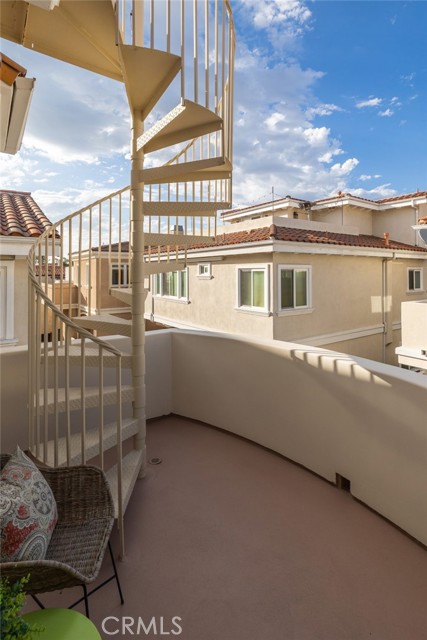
[197,263,212,278]
[152,269,188,300]
[111,263,130,287]
[408,268,423,292]
[237,267,268,311]
[279,266,311,310]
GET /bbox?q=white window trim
[111,262,130,288]
[236,264,270,314]
[278,264,312,312]
[152,268,189,302]
[407,267,423,293]
[0,261,15,343]
[197,262,212,279]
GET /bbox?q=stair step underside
[106,449,144,518]
[1,0,122,81]
[144,232,215,247]
[138,100,223,154]
[140,157,232,185]
[144,260,186,275]
[74,314,132,337]
[38,385,134,415]
[110,287,149,305]
[33,418,139,468]
[143,201,230,216]
[42,344,131,368]
[118,44,181,118]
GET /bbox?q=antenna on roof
[272,186,275,211]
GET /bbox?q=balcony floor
[27,415,427,639]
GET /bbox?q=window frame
[152,268,189,302]
[111,262,130,287]
[236,265,269,313]
[278,265,312,312]
[407,268,423,293]
[197,263,212,279]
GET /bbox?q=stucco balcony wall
[1,329,426,545]
[170,330,427,546]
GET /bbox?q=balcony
[2,329,426,637]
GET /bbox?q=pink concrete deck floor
[26,415,427,639]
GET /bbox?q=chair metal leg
[83,584,90,619]
[109,541,125,604]
[31,594,45,609]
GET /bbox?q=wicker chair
[0,455,124,618]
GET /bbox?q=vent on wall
[336,473,351,493]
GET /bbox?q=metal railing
[27,0,235,557]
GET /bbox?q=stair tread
[74,314,132,337]
[144,260,186,275]
[34,418,139,468]
[42,344,131,367]
[144,232,215,247]
[144,200,230,216]
[2,0,122,81]
[119,44,181,117]
[138,100,222,153]
[39,385,134,413]
[140,157,232,185]
[106,449,144,518]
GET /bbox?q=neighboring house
[0,189,53,345]
[143,190,427,365]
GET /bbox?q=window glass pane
[281,270,294,308]
[252,271,265,307]
[414,270,421,289]
[240,271,252,306]
[409,270,414,290]
[295,270,307,307]
[112,265,119,286]
[180,270,187,298]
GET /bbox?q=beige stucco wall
[75,256,131,312]
[273,253,383,338]
[146,253,275,339]
[373,205,422,246]
[312,205,373,235]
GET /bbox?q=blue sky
[1,0,426,222]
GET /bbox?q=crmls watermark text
[102,616,183,636]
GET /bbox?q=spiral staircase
[1,0,235,556]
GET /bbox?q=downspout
[381,235,396,363]
[411,200,419,246]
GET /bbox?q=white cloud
[356,97,383,108]
[351,184,397,199]
[378,109,394,117]
[240,0,312,50]
[306,103,343,118]
[400,72,415,84]
[330,158,359,177]
[359,174,382,181]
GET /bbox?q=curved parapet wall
[170,330,427,546]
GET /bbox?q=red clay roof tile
[0,189,52,237]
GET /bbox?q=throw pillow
[0,447,58,562]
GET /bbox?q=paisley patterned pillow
[0,447,58,562]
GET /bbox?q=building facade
[144,191,427,364]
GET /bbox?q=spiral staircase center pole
[130,109,147,480]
